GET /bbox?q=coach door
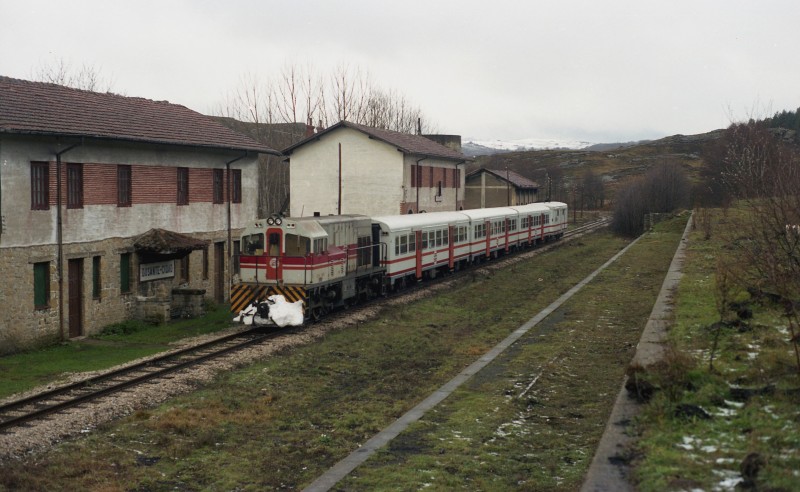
[68,259,83,338]
[266,228,283,281]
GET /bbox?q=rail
[0,329,275,433]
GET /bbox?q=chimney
[305,116,315,138]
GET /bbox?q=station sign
[140,260,175,281]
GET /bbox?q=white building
[0,76,278,354]
[283,121,470,217]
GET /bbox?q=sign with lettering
[140,260,175,281]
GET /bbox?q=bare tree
[711,120,800,373]
[32,58,115,92]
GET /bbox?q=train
[231,202,568,325]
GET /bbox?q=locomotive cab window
[242,233,265,255]
[313,238,327,254]
[268,232,281,256]
[285,234,310,256]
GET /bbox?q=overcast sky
[1,0,799,143]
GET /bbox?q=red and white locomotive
[232,202,567,323]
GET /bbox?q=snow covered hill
[462,137,595,156]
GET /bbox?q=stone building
[282,121,470,217]
[0,76,278,354]
[464,168,539,209]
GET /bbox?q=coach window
[421,231,429,249]
[408,234,416,252]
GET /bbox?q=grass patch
[632,208,800,492]
[0,221,686,490]
[0,303,233,399]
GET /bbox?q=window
[92,256,101,299]
[231,169,242,203]
[180,255,190,283]
[213,169,224,204]
[437,181,442,197]
[120,253,131,294]
[411,164,417,187]
[394,234,416,255]
[34,262,50,309]
[313,238,327,254]
[31,162,49,210]
[357,236,371,267]
[243,234,265,255]
[455,226,467,243]
[117,165,132,207]
[233,240,241,272]
[177,167,189,205]
[202,248,209,280]
[67,163,83,208]
[429,167,433,186]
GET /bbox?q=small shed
[464,169,539,208]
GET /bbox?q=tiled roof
[0,76,278,154]
[471,168,539,189]
[283,120,470,161]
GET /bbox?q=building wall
[0,135,255,354]
[289,127,405,217]
[0,136,258,247]
[288,127,466,217]
[401,155,464,214]
[464,172,538,209]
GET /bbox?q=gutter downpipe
[55,139,83,341]
[226,152,248,302]
[455,160,465,210]
[415,157,427,213]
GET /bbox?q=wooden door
[68,259,83,338]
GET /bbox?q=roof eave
[0,128,282,156]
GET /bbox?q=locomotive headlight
[275,218,282,225]
[267,217,275,226]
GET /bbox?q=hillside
[468,129,725,203]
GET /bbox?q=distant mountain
[461,137,656,157]
[462,137,594,157]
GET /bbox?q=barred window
[177,167,189,205]
[67,163,83,209]
[117,165,132,207]
[213,169,224,204]
[231,169,242,203]
[31,162,49,210]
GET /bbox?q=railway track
[0,217,609,434]
[0,328,275,433]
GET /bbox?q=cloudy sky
[1,0,798,144]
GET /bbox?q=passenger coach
[232,202,568,321]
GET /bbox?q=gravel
[0,237,573,463]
